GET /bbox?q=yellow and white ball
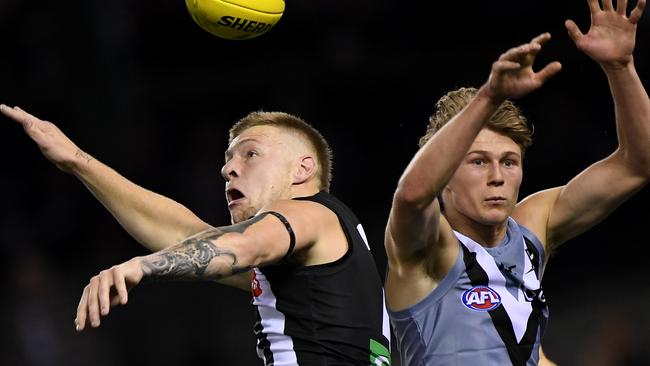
[185,0,285,40]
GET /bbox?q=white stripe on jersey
[253,268,298,366]
[358,223,391,346]
[356,224,371,251]
[381,289,391,346]
[358,223,391,348]
[454,231,536,343]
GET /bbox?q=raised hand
[485,33,562,101]
[75,258,144,331]
[566,0,646,68]
[0,104,92,173]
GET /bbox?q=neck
[446,213,509,248]
[289,182,320,199]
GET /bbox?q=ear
[293,155,317,185]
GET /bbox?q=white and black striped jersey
[389,217,548,366]
[252,191,392,365]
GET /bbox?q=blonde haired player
[1,108,392,365]
[385,0,648,365]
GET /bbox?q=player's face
[221,125,294,223]
[444,128,523,226]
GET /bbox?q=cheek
[450,169,483,192]
[447,181,479,207]
[251,163,275,183]
[506,170,523,190]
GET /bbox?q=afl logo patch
[462,286,502,311]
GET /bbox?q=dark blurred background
[1,0,649,365]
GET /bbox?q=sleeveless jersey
[252,191,392,365]
[389,217,548,366]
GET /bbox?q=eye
[472,159,484,166]
[246,150,258,158]
[503,159,518,167]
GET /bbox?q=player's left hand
[566,0,646,69]
[485,33,562,101]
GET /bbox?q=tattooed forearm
[141,214,269,282]
[141,237,245,281]
[75,149,94,164]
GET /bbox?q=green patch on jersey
[370,339,391,365]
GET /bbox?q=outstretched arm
[0,105,210,251]
[74,199,327,331]
[385,34,561,310]
[517,0,649,250]
[387,34,561,267]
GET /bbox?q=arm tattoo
[75,149,94,164]
[141,214,268,282]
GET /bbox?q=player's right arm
[74,198,342,330]
[385,77,507,311]
[0,105,210,251]
[385,34,561,310]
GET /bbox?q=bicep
[148,214,297,283]
[142,206,319,283]
[385,198,458,310]
[386,194,442,266]
[547,154,646,248]
[227,201,323,268]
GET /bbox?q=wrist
[477,84,506,107]
[133,255,148,274]
[600,56,635,74]
[130,256,149,283]
[68,148,95,175]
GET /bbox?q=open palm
[566,0,645,67]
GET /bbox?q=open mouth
[226,188,245,204]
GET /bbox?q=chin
[480,218,508,227]
[230,211,247,224]
[476,211,510,226]
[230,205,259,224]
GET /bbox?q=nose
[221,159,239,181]
[487,163,504,186]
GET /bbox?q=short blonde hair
[419,87,533,154]
[229,111,333,192]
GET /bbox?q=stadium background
[1,0,648,365]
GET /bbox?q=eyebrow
[225,138,260,160]
[467,150,521,159]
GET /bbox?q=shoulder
[259,198,341,241]
[512,186,564,250]
[262,197,335,220]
